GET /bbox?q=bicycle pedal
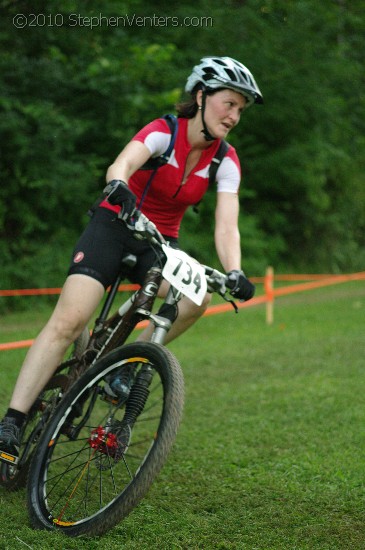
[100,393,122,406]
[101,384,129,406]
[0,451,19,466]
[60,423,77,439]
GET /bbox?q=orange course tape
[0,272,364,352]
[0,284,140,297]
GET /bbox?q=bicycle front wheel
[27,342,184,537]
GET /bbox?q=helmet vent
[203,67,218,76]
[213,58,226,66]
[224,68,237,82]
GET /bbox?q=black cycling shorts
[68,208,178,289]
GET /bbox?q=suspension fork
[119,286,181,432]
[149,285,182,344]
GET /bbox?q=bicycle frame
[88,264,182,359]
[80,212,237,366]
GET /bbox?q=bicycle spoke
[52,448,98,524]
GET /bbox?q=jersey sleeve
[216,146,241,193]
[132,118,172,159]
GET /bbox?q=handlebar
[123,211,238,311]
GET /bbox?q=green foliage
[0,0,364,294]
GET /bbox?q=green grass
[0,282,364,549]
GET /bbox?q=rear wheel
[27,342,184,537]
[0,387,61,491]
[0,333,89,491]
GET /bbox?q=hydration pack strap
[193,139,229,213]
[137,114,178,210]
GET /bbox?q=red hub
[89,426,118,457]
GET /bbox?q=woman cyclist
[0,56,263,463]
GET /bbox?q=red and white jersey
[101,117,241,238]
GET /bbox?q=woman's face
[201,89,246,139]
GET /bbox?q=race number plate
[162,244,207,306]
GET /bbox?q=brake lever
[124,210,166,247]
[121,208,140,231]
[123,211,151,238]
[222,294,239,313]
[206,272,239,313]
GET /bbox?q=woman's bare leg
[10,274,104,413]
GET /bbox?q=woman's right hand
[104,180,137,220]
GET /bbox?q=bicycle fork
[116,283,181,436]
[149,285,181,344]
[122,365,154,427]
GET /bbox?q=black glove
[226,269,255,301]
[103,180,137,221]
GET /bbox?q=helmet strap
[200,91,216,142]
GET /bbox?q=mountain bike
[1,211,238,536]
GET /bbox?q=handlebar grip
[225,277,236,290]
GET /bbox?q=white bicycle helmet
[185,56,263,107]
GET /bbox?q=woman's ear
[196,89,203,109]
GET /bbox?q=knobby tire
[27,342,184,537]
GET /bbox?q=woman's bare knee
[44,275,104,344]
[189,292,212,318]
